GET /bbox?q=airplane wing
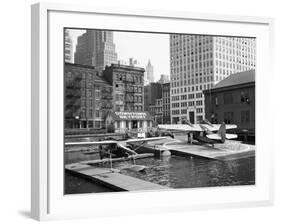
[206,134,222,140]
[206,133,238,140]
[158,124,203,132]
[116,143,138,155]
[65,140,117,146]
[125,137,167,144]
[159,124,237,132]
[225,134,238,139]
[199,124,237,132]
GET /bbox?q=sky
[68,29,170,82]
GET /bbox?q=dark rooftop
[105,63,145,72]
[65,62,111,85]
[213,69,255,89]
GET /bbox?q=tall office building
[74,30,118,71]
[170,34,256,124]
[64,29,73,63]
[145,59,154,84]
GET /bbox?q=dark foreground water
[65,172,114,194]
[117,156,255,188]
[65,150,255,194]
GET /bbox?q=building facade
[144,82,162,111]
[102,64,145,112]
[170,35,256,124]
[204,70,255,140]
[74,30,118,71]
[162,82,171,124]
[154,98,163,124]
[105,111,154,133]
[64,29,73,63]
[65,63,113,129]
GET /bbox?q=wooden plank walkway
[83,153,154,165]
[143,138,255,161]
[65,165,169,191]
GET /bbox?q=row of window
[80,109,102,119]
[115,83,143,93]
[171,107,204,115]
[223,111,250,124]
[211,91,250,105]
[171,60,213,70]
[115,73,143,84]
[171,83,213,91]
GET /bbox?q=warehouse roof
[65,62,111,85]
[213,69,255,89]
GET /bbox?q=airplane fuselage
[193,134,225,145]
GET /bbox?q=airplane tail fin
[218,122,226,143]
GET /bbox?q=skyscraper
[158,74,170,84]
[74,30,118,71]
[64,29,73,63]
[145,60,154,84]
[170,35,256,124]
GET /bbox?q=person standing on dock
[188,132,193,144]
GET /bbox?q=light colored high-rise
[145,60,154,84]
[170,34,256,124]
[158,74,170,84]
[74,30,118,71]
[64,29,73,63]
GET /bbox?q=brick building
[144,82,162,111]
[65,63,113,129]
[204,69,255,140]
[102,64,145,112]
[162,82,171,124]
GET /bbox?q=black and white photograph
[64,28,256,194]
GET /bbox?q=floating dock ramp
[65,164,169,191]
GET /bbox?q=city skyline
[64,30,256,195]
[67,29,170,82]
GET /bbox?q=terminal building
[204,69,255,141]
[105,111,154,133]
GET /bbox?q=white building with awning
[105,111,154,133]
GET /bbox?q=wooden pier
[65,164,169,191]
[136,138,255,161]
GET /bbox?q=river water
[65,149,255,194]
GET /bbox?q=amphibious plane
[65,136,167,172]
[158,120,238,147]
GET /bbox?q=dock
[66,153,154,167]
[65,164,169,191]
[135,138,255,161]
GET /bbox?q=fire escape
[65,76,82,120]
[123,76,136,111]
[100,87,113,122]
